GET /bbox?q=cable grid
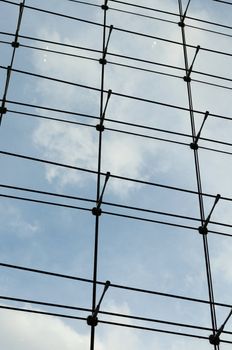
[0,0,232,349]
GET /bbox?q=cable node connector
[11,41,20,48]
[92,207,102,216]
[99,58,107,65]
[198,225,208,235]
[87,315,98,327]
[0,107,7,114]
[190,142,198,150]
[101,4,109,10]
[96,124,105,132]
[209,333,220,345]
[178,21,185,27]
[183,75,191,82]
[101,0,109,10]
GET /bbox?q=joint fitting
[209,334,220,345]
[190,142,198,150]
[105,280,111,287]
[0,107,7,114]
[198,226,208,235]
[11,41,20,48]
[101,4,109,10]
[87,315,98,327]
[96,124,105,132]
[99,58,107,65]
[178,21,185,27]
[92,207,102,216]
[183,75,191,82]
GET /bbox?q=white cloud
[30,14,191,196]
[33,120,98,187]
[0,301,209,350]
[0,309,91,350]
[0,203,39,238]
[0,302,146,350]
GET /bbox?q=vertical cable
[0,0,26,125]
[90,2,109,350]
[177,1,219,349]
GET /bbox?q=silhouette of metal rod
[2,66,232,122]
[3,293,232,336]
[0,304,222,342]
[3,261,232,309]
[96,89,112,131]
[12,1,25,47]
[4,96,232,129]
[1,150,232,204]
[1,192,232,237]
[178,1,219,349]
[2,30,232,84]
[178,0,191,26]
[92,172,111,216]
[198,194,221,235]
[96,172,110,208]
[2,39,232,91]
[213,0,232,5]
[2,0,232,55]
[101,25,113,62]
[184,45,201,82]
[190,111,209,149]
[209,309,232,345]
[90,2,110,350]
[87,281,111,326]
[7,108,232,153]
[1,304,232,343]
[0,0,25,124]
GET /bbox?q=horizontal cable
[1,304,232,343]
[0,305,218,342]
[7,108,191,142]
[0,192,231,237]
[7,109,232,154]
[1,31,232,86]
[0,294,221,334]
[8,109,232,155]
[213,0,232,4]
[5,101,232,152]
[67,0,100,8]
[2,68,232,155]
[1,40,231,92]
[1,0,232,58]
[68,0,232,38]
[1,262,232,309]
[2,66,232,126]
[110,0,232,32]
[1,183,231,231]
[1,149,232,203]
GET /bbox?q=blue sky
[0,0,232,349]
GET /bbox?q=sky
[0,0,232,349]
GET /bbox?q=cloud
[33,120,98,187]
[0,301,209,350]
[0,203,39,238]
[212,241,232,284]
[0,308,91,350]
[0,302,146,350]
[30,6,193,196]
